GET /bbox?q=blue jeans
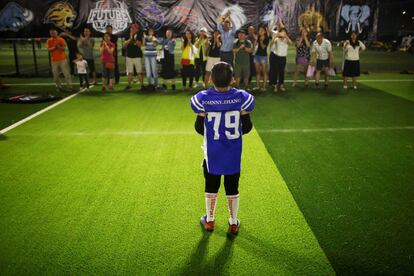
[144,56,158,86]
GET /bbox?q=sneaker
[124,85,132,91]
[343,85,348,89]
[253,86,260,91]
[200,215,214,232]
[193,83,199,88]
[279,85,286,92]
[353,86,357,90]
[273,85,278,93]
[228,219,240,235]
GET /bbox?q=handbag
[306,65,315,78]
[105,62,115,70]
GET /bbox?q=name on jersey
[202,99,241,105]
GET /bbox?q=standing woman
[270,28,291,92]
[247,25,257,85]
[160,29,177,91]
[343,31,366,90]
[194,28,209,88]
[181,30,196,90]
[143,28,159,91]
[254,25,269,90]
[204,30,222,88]
[293,28,311,87]
[100,33,115,92]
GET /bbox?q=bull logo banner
[0,0,380,41]
[87,0,132,34]
[0,2,33,32]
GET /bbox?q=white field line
[4,79,414,86]
[10,126,414,137]
[0,86,93,135]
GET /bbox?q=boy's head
[49,27,57,37]
[211,62,233,88]
[237,30,246,40]
[76,52,83,59]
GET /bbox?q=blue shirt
[190,88,255,175]
[161,38,176,55]
[217,23,237,52]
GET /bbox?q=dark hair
[106,25,113,29]
[349,31,359,48]
[49,27,57,31]
[211,62,233,88]
[257,24,268,36]
[77,52,83,56]
[183,30,195,47]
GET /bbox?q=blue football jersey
[190,88,255,175]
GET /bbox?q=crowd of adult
[46,17,366,93]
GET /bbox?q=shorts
[234,63,249,79]
[203,160,239,196]
[86,59,95,73]
[126,57,142,74]
[205,57,220,72]
[316,59,329,71]
[254,55,268,64]
[102,64,114,79]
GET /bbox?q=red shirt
[47,37,67,62]
[101,41,115,63]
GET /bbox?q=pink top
[101,41,115,63]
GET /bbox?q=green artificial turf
[253,82,414,275]
[0,91,334,275]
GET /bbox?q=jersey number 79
[207,111,240,140]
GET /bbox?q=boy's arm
[194,114,205,136]
[240,111,253,134]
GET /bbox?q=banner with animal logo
[0,0,379,40]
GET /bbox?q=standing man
[311,32,333,88]
[217,16,237,68]
[47,27,73,92]
[61,30,78,75]
[124,23,143,90]
[247,25,257,85]
[106,25,120,84]
[78,27,96,85]
[233,30,253,88]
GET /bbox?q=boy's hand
[198,112,206,117]
[240,110,249,115]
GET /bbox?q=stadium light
[402,11,406,14]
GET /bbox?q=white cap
[200,27,208,33]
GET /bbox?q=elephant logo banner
[43,1,77,30]
[87,0,132,34]
[340,5,370,34]
[0,2,33,32]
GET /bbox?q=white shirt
[271,37,289,57]
[312,38,332,60]
[75,60,88,74]
[344,40,366,61]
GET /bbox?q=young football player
[190,62,254,235]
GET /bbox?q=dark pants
[248,53,256,84]
[78,73,89,88]
[220,51,234,68]
[203,160,239,196]
[195,58,207,83]
[182,64,195,87]
[269,53,286,86]
[114,54,120,83]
